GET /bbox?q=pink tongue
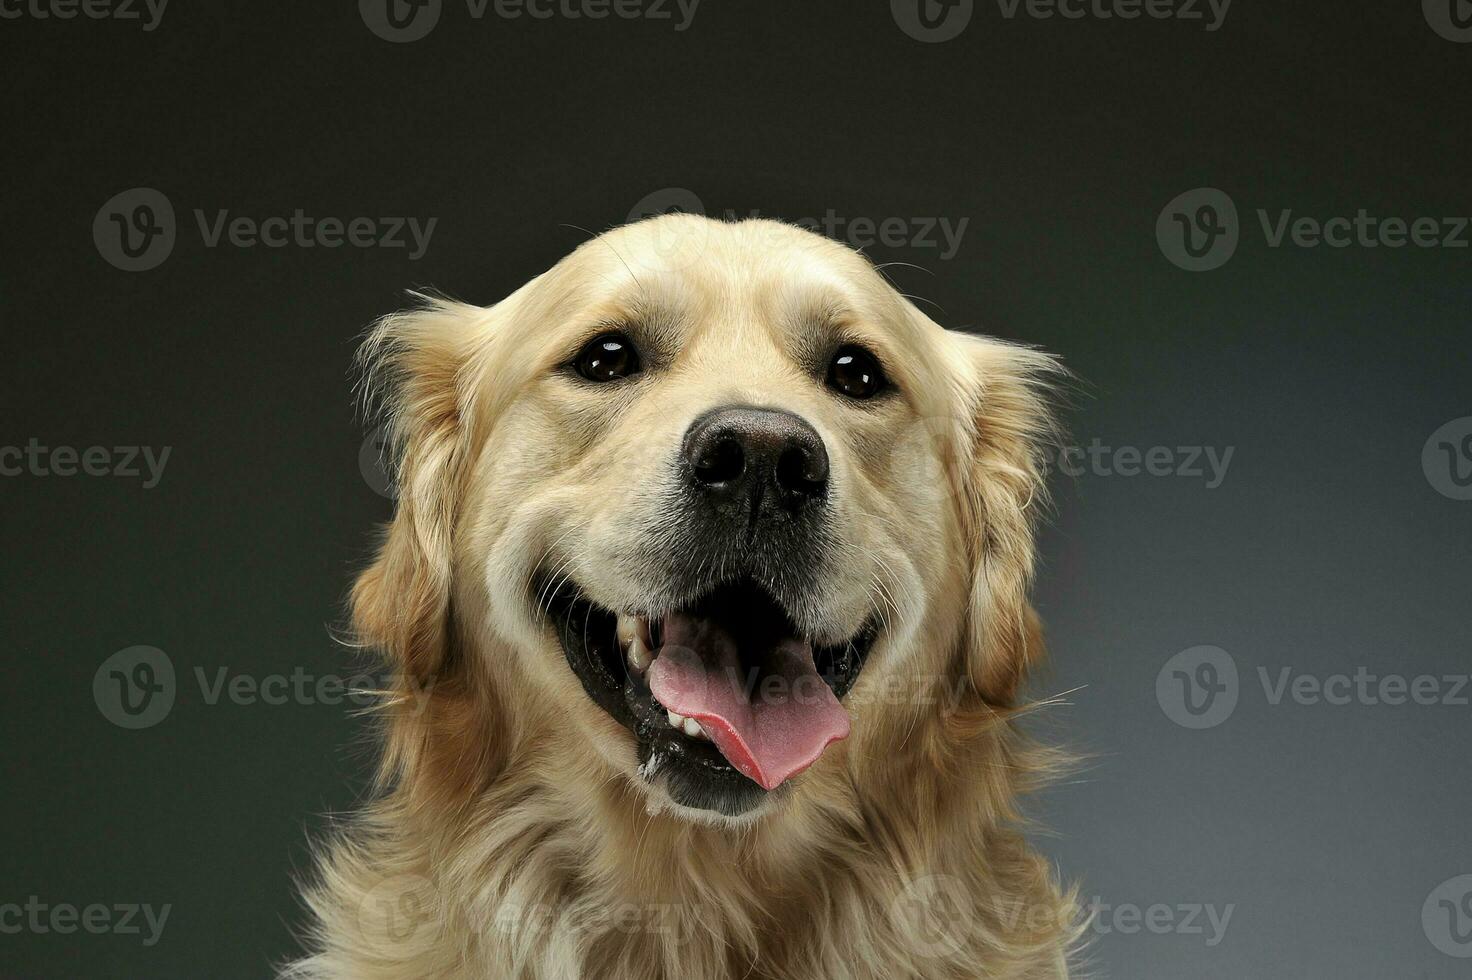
[648,612,850,791]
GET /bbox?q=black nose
[684,406,829,511]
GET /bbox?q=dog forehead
[593,213,865,274]
[557,216,912,345]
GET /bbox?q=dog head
[352,215,1057,823]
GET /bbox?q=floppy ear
[352,296,487,684]
[948,332,1062,711]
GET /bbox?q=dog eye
[573,333,641,383]
[825,345,887,400]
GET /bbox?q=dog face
[355,215,1056,823]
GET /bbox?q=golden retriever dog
[285,214,1078,979]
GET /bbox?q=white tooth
[626,634,652,674]
[667,709,684,729]
[616,614,639,648]
[682,717,703,739]
[618,614,653,674]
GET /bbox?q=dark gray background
[2,1,1469,977]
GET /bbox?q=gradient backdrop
[2,1,1469,976]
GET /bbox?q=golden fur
[285,215,1078,979]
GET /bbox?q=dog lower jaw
[638,735,788,818]
[644,790,777,829]
[636,731,777,818]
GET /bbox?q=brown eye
[574,333,641,383]
[826,345,887,400]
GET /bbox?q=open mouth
[541,575,877,816]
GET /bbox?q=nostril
[775,444,828,498]
[694,436,745,486]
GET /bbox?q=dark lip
[537,572,878,807]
